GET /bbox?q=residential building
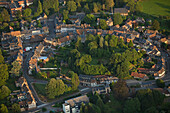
[114,8,129,16]
[63,95,89,113]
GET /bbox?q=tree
[152,20,160,30]
[0,64,9,87]
[144,107,159,113]
[83,14,96,26]
[93,3,98,13]
[0,49,4,63]
[0,104,8,113]
[55,79,66,96]
[115,0,127,7]
[123,98,141,113]
[67,1,77,12]
[135,2,143,12]
[71,72,80,90]
[105,0,114,13]
[128,40,133,47]
[46,78,57,99]
[11,103,21,113]
[99,36,104,48]
[99,19,108,30]
[156,79,165,88]
[23,8,32,17]
[63,10,69,20]
[16,10,22,19]
[104,41,108,48]
[114,13,123,25]
[1,8,10,22]
[126,0,135,12]
[0,85,11,100]
[96,97,104,113]
[36,0,43,15]
[83,3,90,14]
[112,79,129,100]
[10,60,22,77]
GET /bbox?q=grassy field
[33,83,46,96]
[141,0,170,17]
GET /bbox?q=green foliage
[1,8,10,22]
[71,72,80,90]
[0,63,9,87]
[93,3,98,13]
[156,79,165,88]
[63,10,69,20]
[43,0,59,15]
[46,78,71,99]
[105,0,114,12]
[123,98,141,113]
[115,0,127,7]
[23,8,32,17]
[99,19,108,30]
[10,60,22,77]
[67,1,77,12]
[0,104,8,113]
[16,10,22,19]
[83,14,96,26]
[81,103,101,113]
[144,106,159,113]
[99,37,104,48]
[35,0,43,16]
[152,20,160,30]
[83,3,90,14]
[11,103,21,113]
[128,40,133,47]
[42,107,47,112]
[0,85,11,100]
[46,78,57,99]
[114,13,123,25]
[112,79,129,100]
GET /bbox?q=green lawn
[141,0,170,17]
[6,78,20,91]
[33,83,46,96]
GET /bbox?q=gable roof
[114,8,128,14]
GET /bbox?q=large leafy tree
[0,104,8,113]
[93,3,98,13]
[128,40,133,47]
[99,36,104,48]
[112,79,129,100]
[46,78,57,99]
[152,20,160,30]
[67,1,77,12]
[35,0,43,16]
[83,14,96,25]
[63,10,69,20]
[23,8,32,17]
[11,103,21,113]
[0,64,9,87]
[43,0,59,15]
[99,19,108,30]
[156,79,165,88]
[1,8,10,22]
[123,98,141,113]
[105,0,114,13]
[0,85,11,100]
[114,13,123,25]
[71,72,80,90]
[55,79,66,96]
[10,60,22,77]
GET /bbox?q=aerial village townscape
[0,0,170,113]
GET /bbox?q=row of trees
[0,49,21,113]
[81,79,166,113]
[46,71,79,99]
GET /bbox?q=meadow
[141,0,170,17]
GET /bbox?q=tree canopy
[67,1,77,12]
[114,13,123,25]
